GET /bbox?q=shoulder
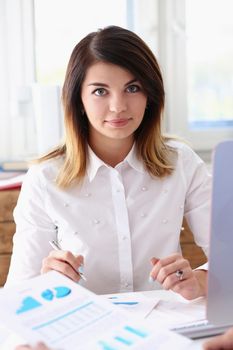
[24,157,64,188]
[166,139,194,154]
[166,139,204,166]
[165,139,211,192]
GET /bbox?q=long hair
[38,25,175,188]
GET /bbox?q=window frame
[158,0,233,153]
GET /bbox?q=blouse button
[162,219,168,224]
[141,186,148,191]
[74,231,79,235]
[93,219,100,224]
[84,193,91,197]
[64,202,69,207]
[140,213,146,217]
[180,204,184,209]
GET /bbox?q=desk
[0,288,211,349]
[140,290,207,348]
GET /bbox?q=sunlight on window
[34,0,127,85]
[186,0,233,128]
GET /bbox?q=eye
[93,88,107,96]
[126,85,141,93]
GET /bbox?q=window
[160,0,233,152]
[34,0,127,85]
[187,0,233,130]
[1,0,232,161]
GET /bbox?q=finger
[75,255,84,269]
[41,256,81,282]
[150,253,185,280]
[48,250,83,271]
[150,257,160,266]
[204,328,233,350]
[43,250,84,275]
[149,258,160,282]
[203,336,223,350]
[156,259,190,284]
[15,342,49,350]
[159,267,192,290]
[35,342,50,350]
[56,252,84,278]
[158,253,182,266]
[203,334,228,350]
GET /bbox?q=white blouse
[5,141,211,294]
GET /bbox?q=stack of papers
[0,172,25,190]
[0,271,193,350]
[148,298,206,328]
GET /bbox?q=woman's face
[81,61,147,145]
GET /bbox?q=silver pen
[49,240,87,281]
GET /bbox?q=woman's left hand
[149,253,207,300]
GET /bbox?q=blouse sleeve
[180,144,212,259]
[5,165,57,287]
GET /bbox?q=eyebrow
[87,78,139,87]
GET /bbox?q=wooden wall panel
[0,222,15,253]
[0,189,20,286]
[180,219,207,268]
[0,254,11,286]
[0,189,19,221]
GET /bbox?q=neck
[89,136,134,167]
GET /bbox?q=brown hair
[38,25,175,188]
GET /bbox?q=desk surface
[141,290,209,348]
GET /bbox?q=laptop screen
[207,140,233,325]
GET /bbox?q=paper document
[148,298,206,328]
[102,292,159,318]
[0,271,193,350]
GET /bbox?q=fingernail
[149,276,154,283]
[78,265,84,274]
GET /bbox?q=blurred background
[0,0,233,164]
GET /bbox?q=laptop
[171,140,233,339]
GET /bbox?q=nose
[109,94,127,113]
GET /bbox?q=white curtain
[0,0,36,160]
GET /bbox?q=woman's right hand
[41,250,84,283]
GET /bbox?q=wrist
[194,269,208,297]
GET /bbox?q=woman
[6,25,210,300]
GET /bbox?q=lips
[105,119,130,127]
